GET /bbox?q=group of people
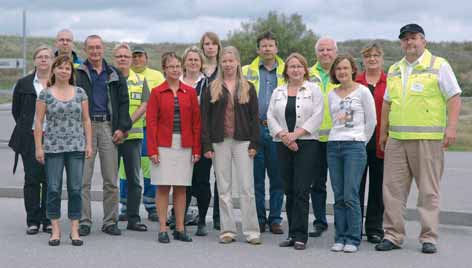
[9,23,462,254]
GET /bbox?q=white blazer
[267,81,324,141]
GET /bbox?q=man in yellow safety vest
[375,24,462,254]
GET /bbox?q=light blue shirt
[258,61,278,120]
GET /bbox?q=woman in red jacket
[355,42,386,244]
[146,52,201,243]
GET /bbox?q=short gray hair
[315,36,337,52]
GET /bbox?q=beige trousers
[383,138,444,245]
[212,138,260,240]
[80,121,119,228]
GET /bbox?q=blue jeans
[327,141,366,246]
[45,151,85,220]
[253,125,283,225]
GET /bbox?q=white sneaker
[343,244,358,253]
[331,243,344,252]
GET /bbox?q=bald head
[315,37,337,71]
[55,29,74,56]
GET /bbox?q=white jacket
[267,81,324,141]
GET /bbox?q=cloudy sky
[1,0,470,44]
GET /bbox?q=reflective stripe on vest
[387,49,447,140]
[126,70,145,140]
[309,63,337,142]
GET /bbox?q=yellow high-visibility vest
[126,69,145,140]
[309,62,337,142]
[242,56,285,95]
[387,49,447,140]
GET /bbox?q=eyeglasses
[35,55,51,60]
[287,65,304,70]
[363,54,382,59]
[115,55,131,59]
[165,65,182,70]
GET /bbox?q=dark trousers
[310,141,328,228]
[278,140,320,243]
[185,156,213,224]
[21,147,50,227]
[360,149,384,237]
[118,139,143,224]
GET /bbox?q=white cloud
[1,0,471,43]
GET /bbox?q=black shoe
[118,213,128,222]
[173,230,192,242]
[195,224,208,236]
[26,225,39,235]
[213,221,220,231]
[127,222,148,232]
[42,224,52,234]
[294,241,306,250]
[367,234,383,244]
[375,239,401,251]
[102,224,122,236]
[69,234,83,246]
[279,238,295,247]
[148,212,159,222]
[259,223,266,233]
[422,242,437,254]
[158,232,170,243]
[78,225,91,236]
[309,225,327,237]
[48,238,61,246]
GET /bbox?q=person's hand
[192,154,201,163]
[85,145,93,159]
[35,147,45,165]
[248,149,257,158]
[204,151,215,159]
[286,132,298,144]
[379,131,388,152]
[112,130,125,144]
[149,154,160,165]
[287,142,299,152]
[443,126,457,149]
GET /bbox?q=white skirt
[150,134,193,186]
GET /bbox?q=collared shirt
[33,73,47,130]
[384,52,462,102]
[86,60,109,116]
[258,61,278,120]
[316,63,331,91]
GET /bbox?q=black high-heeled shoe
[173,230,192,242]
[48,235,61,246]
[69,234,84,246]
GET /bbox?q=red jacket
[356,71,386,159]
[146,81,201,156]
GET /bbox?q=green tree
[227,11,318,66]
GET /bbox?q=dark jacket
[8,72,37,172]
[76,60,132,133]
[201,82,259,153]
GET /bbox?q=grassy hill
[1,35,471,96]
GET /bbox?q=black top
[173,96,181,133]
[285,96,297,132]
[366,84,376,151]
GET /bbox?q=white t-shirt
[328,84,376,142]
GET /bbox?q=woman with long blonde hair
[201,46,261,245]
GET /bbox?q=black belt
[259,119,268,127]
[91,115,111,122]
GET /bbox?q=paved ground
[1,197,471,268]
